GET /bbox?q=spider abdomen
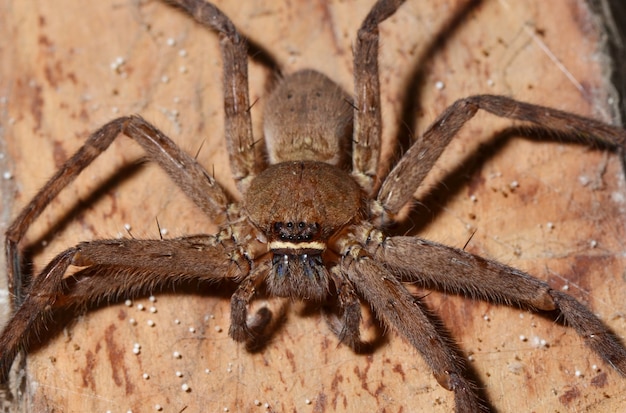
[263,70,353,166]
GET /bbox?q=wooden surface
[1,0,626,411]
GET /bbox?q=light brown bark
[0,1,625,411]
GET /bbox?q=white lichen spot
[176,371,183,378]
[531,336,548,348]
[149,296,157,303]
[578,175,591,186]
[305,398,312,405]
[129,318,137,326]
[181,383,190,392]
[174,319,181,325]
[589,239,598,248]
[486,78,495,87]
[2,171,12,180]
[575,369,582,377]
[136,304,145,311]
[469,194,477,203]
[189,327,196,333]
[179,65,188,74]
[125,299,133,307]
[110,56,125,71]
[435,80,445,90]
[519,335,527,342]
[142,373,150,380]
[509,180,519,190]
[147,319,155,327]
[179,49,188,57]
[124,223,132,232]
[173,351,182,359]
[205,368,211,374]
[155,405,163,411]
[214,326,223,333]
[562,284,569,291]
[611,191,625,203]
[161,75,170,84]
[546,222,555,230]
[166,37,176,47]
[149,306,157,313]
[507,362,524,374]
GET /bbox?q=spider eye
[271,220,321,242]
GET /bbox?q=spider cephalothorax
[244,159,364,300]
[1,0,626,412]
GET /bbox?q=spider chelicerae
[1,0,626,411]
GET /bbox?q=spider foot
[228,306,273,342]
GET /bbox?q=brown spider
[1,0,626,411]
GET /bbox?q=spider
[1,0,626,411]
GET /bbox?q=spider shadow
[15,161,146,306]
[22,279,240,354]
[382,0,499,407]
[394,0,482,157]
[16,161,148,301]
[395,124,621,237]
[390,124,622,412]
[384,0,626,377]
